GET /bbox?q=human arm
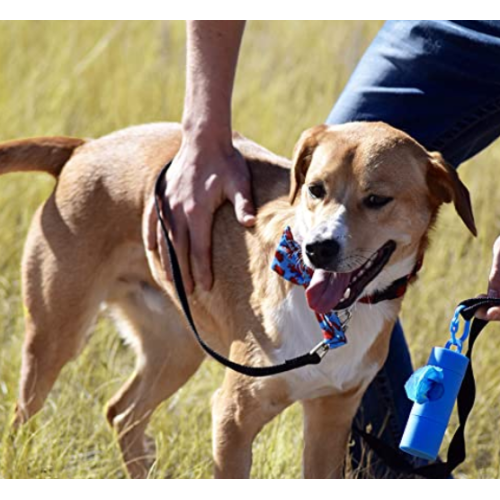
[146,20,255,293]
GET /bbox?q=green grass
[1,20,500,479]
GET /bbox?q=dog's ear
[289,125,328,204]
[427,151,477,236]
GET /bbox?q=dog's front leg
[301,388,364,479]
[211,370,291,478]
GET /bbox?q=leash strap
[353,296,500,478]
[154,161,324,377]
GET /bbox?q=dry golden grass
[1,20,500,478]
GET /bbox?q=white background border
[0,1,497,21]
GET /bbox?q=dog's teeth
[343,288,351,300]
[365,260,373,269]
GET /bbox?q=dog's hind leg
[14,205,105,425]
[105,289,204,479]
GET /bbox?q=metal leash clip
[310,339,332,359]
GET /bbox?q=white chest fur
[271,287,397,402]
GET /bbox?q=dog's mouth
[305,240,396,313]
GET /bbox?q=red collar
[359,257,423,305]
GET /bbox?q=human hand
[145,134,255,294]
[476,235,500,320]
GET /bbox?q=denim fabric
[326,20,500,477]
[328,20,500,166]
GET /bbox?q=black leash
[154,160,499,477]
[154,161,326,377]
[353,297,500,478]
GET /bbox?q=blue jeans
[326,20,500,477]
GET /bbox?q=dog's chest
[271,287,394,401]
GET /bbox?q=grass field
[1,20,500,479]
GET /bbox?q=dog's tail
[0,136,85,178]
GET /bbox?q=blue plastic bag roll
[400,347,469,461]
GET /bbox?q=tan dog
[2,122,475,478]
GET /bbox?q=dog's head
[289,122,476,313]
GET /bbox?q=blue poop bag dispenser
[400,306,470,461]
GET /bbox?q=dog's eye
[308,183,326,200]
[364,194,394,209]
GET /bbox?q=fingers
[153,196,194,295]
[166,205,194,295]
[233,192,256,226]
[185,205,214,291]
[226,175,256,227]
[475,299,500,321]
[484,236,500,319]
[483,307,500,321]
[474,293,489,320]
[476,236,500,320]
[487,236,500,297]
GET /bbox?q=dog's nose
[305,239,340,269]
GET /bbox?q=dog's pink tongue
[306,269,351,314]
